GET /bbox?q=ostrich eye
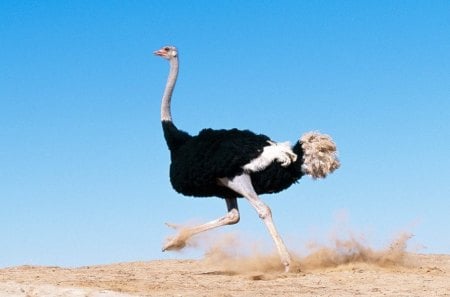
[164,47,170,51]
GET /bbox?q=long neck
[161,57,179,122]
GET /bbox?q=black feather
[162,121,192,153]
[251,142,304,194]
[162,120,305,198]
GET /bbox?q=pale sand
[1,254,448,297]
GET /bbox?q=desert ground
[1,233,449,297]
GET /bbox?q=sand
[1,252,448,297]
[1,229,448,296]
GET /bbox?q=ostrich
[154,45,339,272]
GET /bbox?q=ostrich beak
[153,50,165,57]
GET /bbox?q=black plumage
[162,120,304,199]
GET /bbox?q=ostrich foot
[282,255,291,273]
[162,206,240,252]
[162,235,187,251]
[162,226,194,251]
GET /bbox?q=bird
[153,45,340,272]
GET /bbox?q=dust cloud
[163,212,415,274]
[199,231,413,274]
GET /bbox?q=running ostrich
[154,45,339,272]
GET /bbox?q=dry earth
[1,231,448,296]
[1,252,448,297]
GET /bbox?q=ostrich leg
[219,174,292,272]
[162,197,240,251]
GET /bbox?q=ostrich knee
[225,208,240,224]
[254,201,272,220]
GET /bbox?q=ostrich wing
[169,128,271,197]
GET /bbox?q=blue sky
[1,1,449,267]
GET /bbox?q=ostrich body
[154,45,339,272]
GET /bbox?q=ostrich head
[154,45,178,60]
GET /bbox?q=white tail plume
[300,132,340,179]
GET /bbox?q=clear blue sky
[1,1,449,268]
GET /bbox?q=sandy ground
[0,252,448,297]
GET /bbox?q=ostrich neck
[161,58,179,122]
